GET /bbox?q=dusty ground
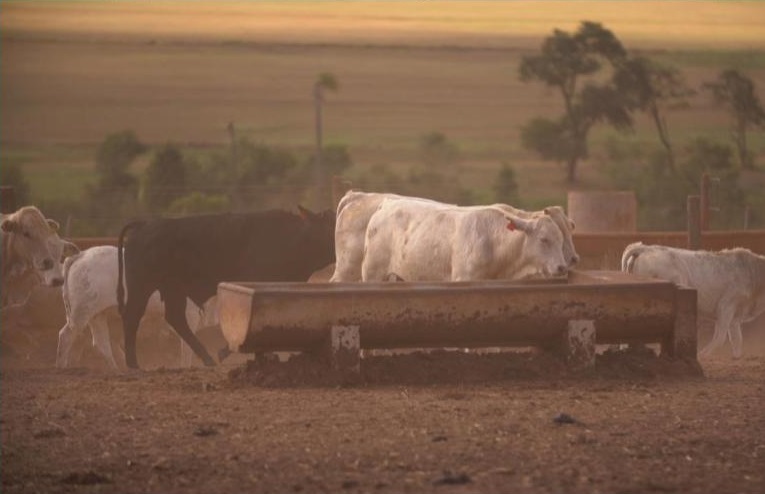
[2,325,764,494]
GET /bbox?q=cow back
[122,210,335,303]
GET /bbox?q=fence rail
[573,230,765,269]
[72,230,765,271]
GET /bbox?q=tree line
[2,20,763,234]
[519,21,764,229]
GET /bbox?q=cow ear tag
[506,220,516,231]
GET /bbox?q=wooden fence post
[700,173,710,231]
[687,195,701,250]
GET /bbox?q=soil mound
[227,346,704,388]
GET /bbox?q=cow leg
[69,330,89,367]
[699,303,737,358]
[56,323,78,368]
[163,293,215,366]
[90,313,119,370]
[107,312,127,367]
[728,320,744,359]
[123,291,152,369]
[179,300,203,367]
[180,340,194,367]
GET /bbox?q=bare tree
[703,69,765,169]
[614,56,694,171]
[519,21,631,183]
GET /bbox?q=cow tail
[117,220,144,318]
[621,242,646,273]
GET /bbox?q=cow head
[40,237,80,287]
[297,205,337,269]
[506,214,568,278]
[1,206,62,275]
[543,206,580,267]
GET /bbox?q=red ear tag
[506,221,516,231]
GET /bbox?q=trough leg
[326,325,361,376]
[662,287,697,360]
[560,320,596,370]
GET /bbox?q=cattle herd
[1,191,764,371]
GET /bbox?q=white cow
[330,190,578,282]
[330,191,441,282]
[362,199,567,282]
[1,206,78,306]
[3,235,80,307]
[621,242,765,359]
[496,204,578,267]
[56,245,218,370]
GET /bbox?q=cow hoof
[217,347,232,362]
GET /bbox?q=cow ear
[543,206,566,216]
[47,218,60,232]
[1,219,18,233]
[63,241,80,257]
[506,216,532,233]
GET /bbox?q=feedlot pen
[217,270,698,374]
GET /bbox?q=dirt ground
[2,323,764,494]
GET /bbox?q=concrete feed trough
[217,270,697,374]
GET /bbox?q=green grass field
[1,1,764,212]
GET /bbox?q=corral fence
[70,230,765,271]
[65,178,765,268]
[574,230,765,270]
[3,181,763,269]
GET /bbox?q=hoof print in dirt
[341,479,359,489]
[553,413,577,425]
[34,426,66,439]
[194,425,219,437]
[433,471,471,485]
[61,470,112,485]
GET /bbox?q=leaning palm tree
[313,72,339,207]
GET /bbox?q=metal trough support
[217,270,698,375]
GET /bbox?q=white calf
[57,246,218,369]
[622,242,765,358]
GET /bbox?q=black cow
[117,206,336,369]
